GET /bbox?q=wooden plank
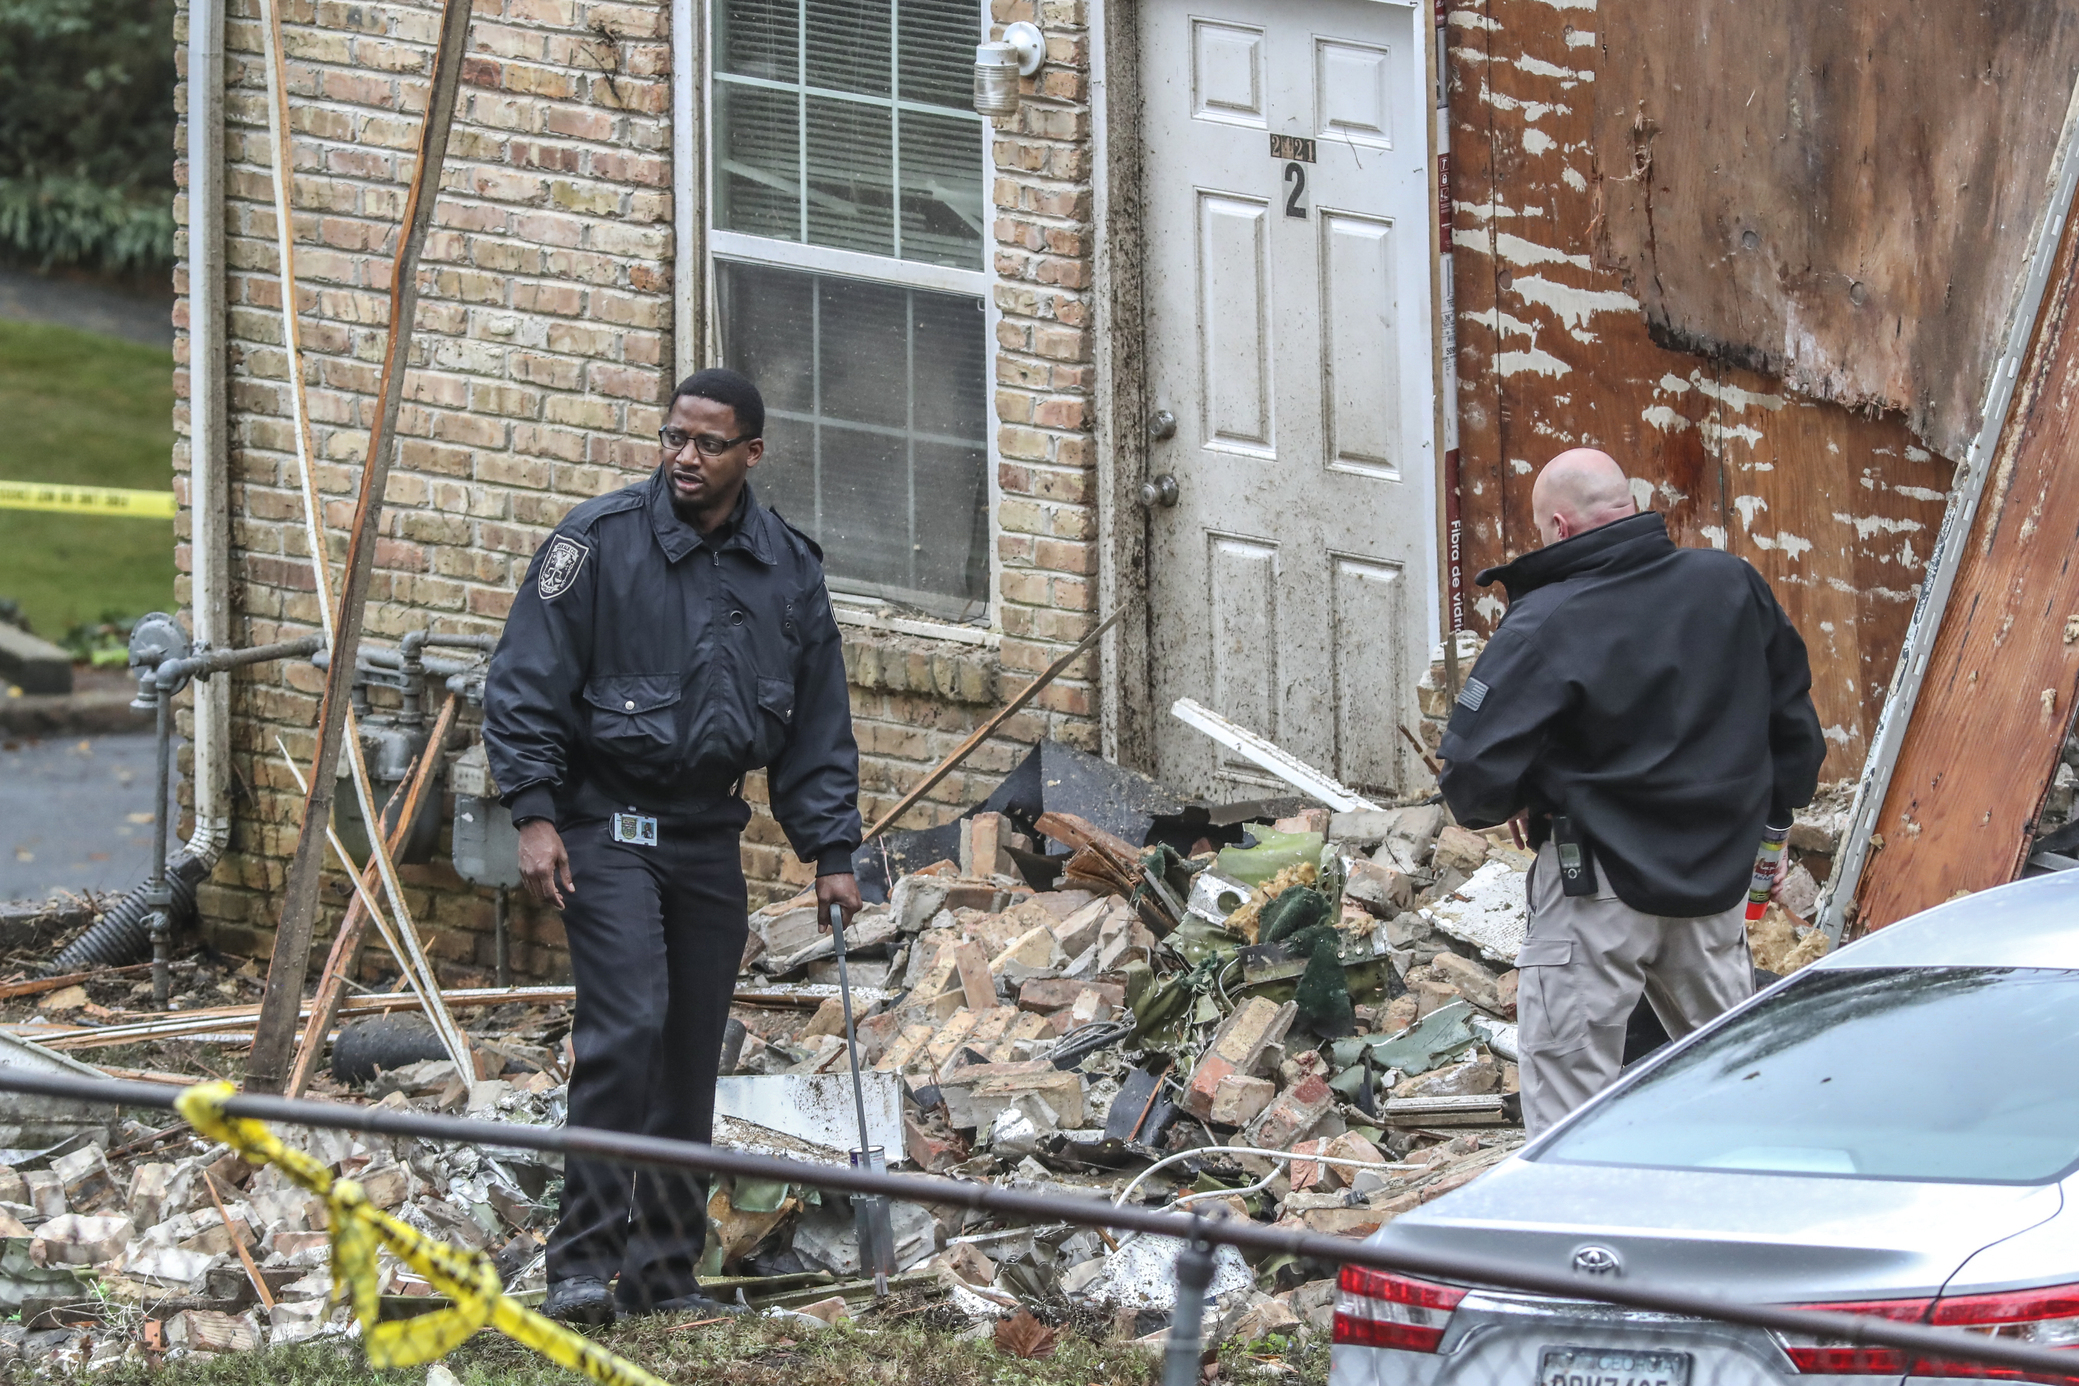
[1445,0,1953,770]
[1851,190,2079,929]
[1594,2,2079,462]
[860,602,1131,841]
[286,693,460,1098]
[249,0,477,1094]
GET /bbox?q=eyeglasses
[658,427,755,457]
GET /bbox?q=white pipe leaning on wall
[184,0,232,866]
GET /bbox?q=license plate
[1538,1346,1693,1386]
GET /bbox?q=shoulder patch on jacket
[767,508,825,563]
[1457,677,1490,712]
[536,534,590,600]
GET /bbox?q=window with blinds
[714,0,986,270]
[709,0,993,618]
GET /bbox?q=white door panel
[1143,0,1437,799]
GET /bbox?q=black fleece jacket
[1438,512,1826,917]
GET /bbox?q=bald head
[1532,448,1636,546]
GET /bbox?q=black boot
[542,1275,615,1326]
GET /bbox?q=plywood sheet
[1853,200,2079,930]
[1447,0,1954,770]
[1594,2,2079,461]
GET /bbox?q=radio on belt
[1550,814,1598,897]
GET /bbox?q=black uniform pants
[545,815,748,1308]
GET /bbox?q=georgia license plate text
[1539,1346,1694,1386]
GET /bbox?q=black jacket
[483,469,862,875]
[1438,512,1825,916]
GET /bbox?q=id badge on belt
[610,812,658,846]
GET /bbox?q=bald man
[1438,449,1825,1136]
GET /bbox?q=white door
[1141,0,1438,799]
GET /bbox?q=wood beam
[247,0,476,1093]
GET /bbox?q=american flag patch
[1457,677,1490,712]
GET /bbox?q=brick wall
[171,0,1104,982]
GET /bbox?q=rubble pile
[0,727,1865,1368]
[0,784,1548,1366]
[0,1068,566,1372]
[717,796,1538,1339]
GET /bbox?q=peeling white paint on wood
[1495,345,1572,377]
[1832,512,1926,541]
[1690,374,1787,412]
[1699,525,1729,549]
[1732,494,1769,529]
[1699,419,1765,449]
[1491,231,1591,270]
[1513,54,1594,82]
[1510,274,1640,334]
[1479,87,1566,122]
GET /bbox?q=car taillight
[1778,1284,2079,1384]
[1777,1297,1930,1375]
[1333,1264,1468,1352]
[1920,1282,2079,1382]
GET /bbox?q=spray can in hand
[1746,822,1793,922]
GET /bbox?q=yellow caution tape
[175,1083,673,1386]
[0,481,177,519]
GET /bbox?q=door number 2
[1283,162,1307,219]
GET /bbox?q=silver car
[1331,870,2079,1386]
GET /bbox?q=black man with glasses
[484,368,862,1325]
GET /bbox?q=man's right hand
[518,819,575,907]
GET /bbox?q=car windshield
[1539,967,2079,1183]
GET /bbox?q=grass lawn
[0,317,175,639]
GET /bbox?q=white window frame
[681,0,1004,637]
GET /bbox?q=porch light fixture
[974,22,1044,118]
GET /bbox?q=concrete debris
[0,719,1541,1361]
[1421,857,1532,964]
[713,1073,905,1156]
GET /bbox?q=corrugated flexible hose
[47,850,209,972]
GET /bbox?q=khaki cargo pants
[1516,842,1753,1136]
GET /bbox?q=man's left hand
[816,871,862,931]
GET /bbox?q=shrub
[0,0,176,272]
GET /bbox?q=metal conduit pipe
[50,636,329,982]
[311,646,483,678]
[56,0,238,983]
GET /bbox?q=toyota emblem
[1572,1245,1622,1276]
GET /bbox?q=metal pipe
[493,887,510,988]
[312,646,480,678]
[183,0,231,882]
[832,902,893,1296]
[147,678,175,1006]
[400,630,499,655]
[157,633,327,685]
[4,1067,2077,1383]
[1161,1222,1216,1386]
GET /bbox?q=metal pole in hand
[1163,1219,1218,1386]
[831,901,894,1296]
